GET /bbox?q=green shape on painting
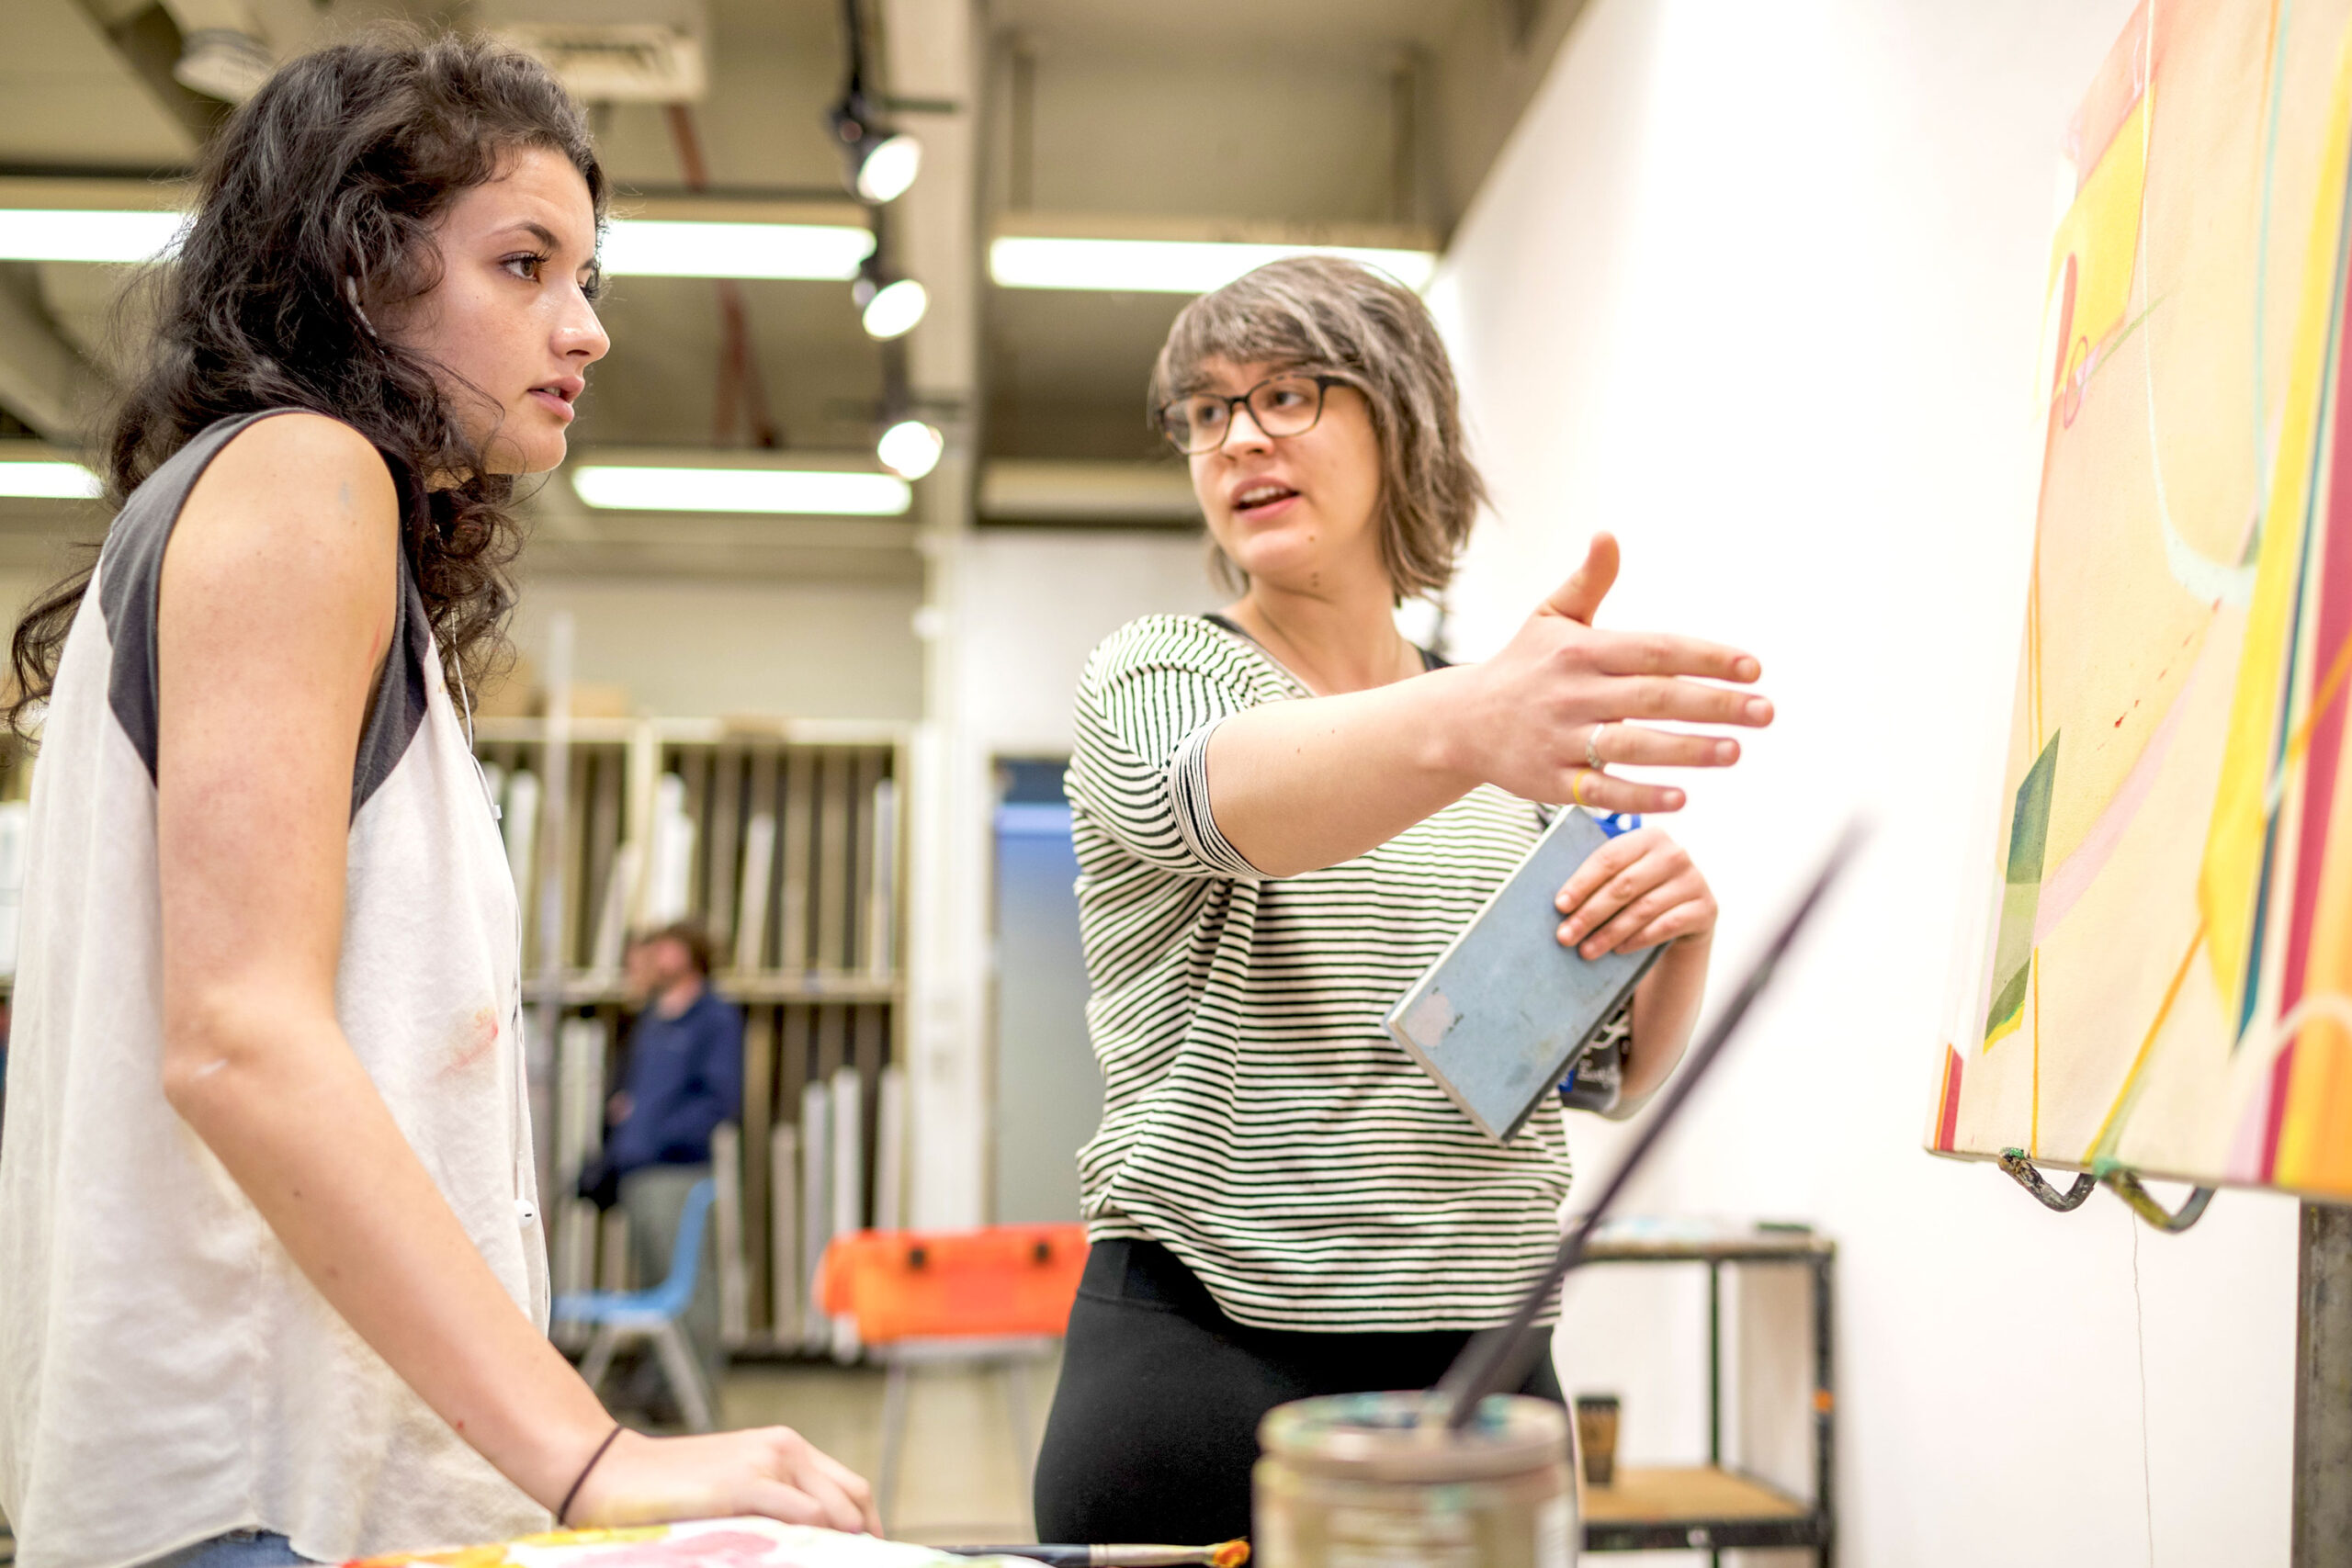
[1984,733,2060,1046]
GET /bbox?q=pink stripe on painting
[2226,1046,2277,1183]
[1937,1046,1964,1152]
[2032,629,2222,946]
[2278,276,2352,1016]
[2264,1038,2299,1182]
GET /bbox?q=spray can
[1252,1392,1576,1568]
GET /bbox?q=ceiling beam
[0,275,102,441]
[74,2,226,153]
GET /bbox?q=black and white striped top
[1068,613,1618,1332]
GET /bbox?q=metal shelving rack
[1577,1227,1836,1563]
[470,714,910,1357]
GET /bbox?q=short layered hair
[1148,255,1487,601]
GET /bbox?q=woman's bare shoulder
[169,413,401,617]
[199,412,396,511]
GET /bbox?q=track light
[876,419,943,481]
[855,275,927,340]
[828,96,922,205]
[853,133,922,203]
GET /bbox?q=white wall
[1430,2,2295,1563]
[508,576,924,720]
[954,529,1216,754]
[906,525,1215,1229]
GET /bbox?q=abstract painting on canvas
[1932,0,2352,1196]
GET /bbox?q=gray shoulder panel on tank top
[96,408,435,819]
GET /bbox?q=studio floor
[714,1356,1059,1546]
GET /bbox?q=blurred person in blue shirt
[580,920,741,1411]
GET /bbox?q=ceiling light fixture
[826,0,919,205]
[828,98,922,205]
[0,459,102,501]
[0,209,182,265]
[0,209,876,281]
[856,275,927,340]
[989,236,1440,295]
[876,420,944,481]
[599,219,875,280]
[571,463,910,515]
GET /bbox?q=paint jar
[1253,1392,1575,1568]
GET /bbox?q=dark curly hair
[6,28,605,737]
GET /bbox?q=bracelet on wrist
[557,1422,625,1527]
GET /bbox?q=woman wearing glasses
[1031,256,1775,1544]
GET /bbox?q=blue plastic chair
[555,1176,718,1432]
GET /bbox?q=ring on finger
[1586,723,1609,773]
[1571,768,1597,808]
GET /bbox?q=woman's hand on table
[1555,827,1717,959]
[568,1425,882,1534]
[1446,533,1773,815]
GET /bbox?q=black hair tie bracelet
[558,1422,625,1528]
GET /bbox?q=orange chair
[817,1224,1089,1528]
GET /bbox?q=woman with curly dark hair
[0,33,875,1568]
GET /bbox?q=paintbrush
[1434,820,1867,1428]
[936,1544,1248,1567]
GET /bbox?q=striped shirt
[1068,614,1622,1332]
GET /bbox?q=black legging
[1032,1238,1562,1546]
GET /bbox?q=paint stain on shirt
[440,1006,500,1077]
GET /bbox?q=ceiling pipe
[664,104,780,450]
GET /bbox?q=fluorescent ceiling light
[0,459,101,500]
[571,463,910,515]
[598,219,875,280]
[989,236,1439,294]
[0,209,876,282]
[0,209,181,265]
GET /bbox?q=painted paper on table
[1931,0,2352,1196]
[347,1517,1042,1568]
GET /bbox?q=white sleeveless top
[0,412,551,1567]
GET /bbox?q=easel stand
[1999,1157,2350,1562]
[2296,1201,2352,1567]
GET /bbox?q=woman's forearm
[1202,664,1484,876]
[1613,933,1713,1117]
[165,995,611,1512]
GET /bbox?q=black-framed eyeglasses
[1155,373,1347,456]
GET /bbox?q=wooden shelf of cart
[1575,1226,1836,1564]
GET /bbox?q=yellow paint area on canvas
[2200,26,2352,1026]
[2048,94,2150,390]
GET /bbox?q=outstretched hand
[1454,533,1772,813]
[568,1425,882,1534]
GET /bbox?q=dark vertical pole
[2295,1201,2352,1566]
[1815,1248,1837,1568]
[1707,1259,1723,1465]
[1708,1258,1723,1568]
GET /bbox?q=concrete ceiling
[988,0,1471,50]
[0,0,1589,580]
